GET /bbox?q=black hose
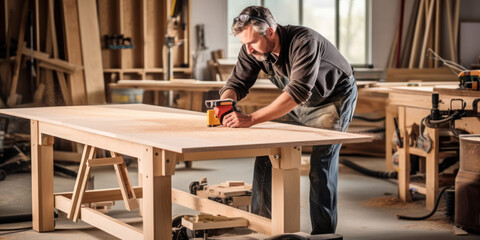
[397,186,452,220]
[0,214,31,225]
[353,115,386,122]
[340,159,397,179]
[265,234,308,240]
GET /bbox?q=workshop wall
[189,0,228,80]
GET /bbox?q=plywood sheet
[0,105,371,153]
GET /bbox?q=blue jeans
[251,76,357,234]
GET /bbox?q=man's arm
[222,91,298,128]
[220,89,238,101]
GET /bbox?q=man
[219,6,357,234]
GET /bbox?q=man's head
[232,6,278,61]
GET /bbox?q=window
[227,0,371,67]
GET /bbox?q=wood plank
[418,0,435,68]
[61,0,87,105]
[68,145,95,221]
[55,187,143,203]
[386,68,457,82]
[77,0,106,104]
[408,0,425,69]
[172,189,272,235]
[182,148,280,161]
[87,156,124,167]
[181,216,248,231]
[0,105,371,154]
[81,207,143,240]
[111,152,139,210]
[47,0,72,106]
[446,0,455,62]
[7,1,29,106]
[55,196,143,240]
[31,120,55,232]
[434,0,440,68]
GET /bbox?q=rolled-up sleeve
[283,38,321,104]
[219,45,261,101]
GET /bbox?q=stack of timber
[386,0,461,82]
[0,0,106,107]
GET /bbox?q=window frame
[228,0,372,67]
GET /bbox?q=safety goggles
[234,14,270,27]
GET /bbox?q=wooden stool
[67,145,138,222]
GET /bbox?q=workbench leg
[398,107,412,202]
[272,168,300,234]
[31,120,55,232]
[271,146,301,234]
[385,103,398,171]
[142,147,172,240]
[425,127,439,210]
[191,92,203,112]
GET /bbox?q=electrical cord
[397,186,453,220]
[340,158,397,179]
[353,115,386,122]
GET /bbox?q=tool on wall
[205,99,240,127]
[104,34,133,49]
[164,0,186,81]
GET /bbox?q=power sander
[205,99,240,127]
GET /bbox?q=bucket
[110,88,144,104]
[455,135,480,232]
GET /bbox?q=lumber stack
[387,0,461,82]
[0,0,106,107]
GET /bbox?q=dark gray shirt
[220,24,354,107]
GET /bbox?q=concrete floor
[0,155,479,240]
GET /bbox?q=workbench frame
[386,88,480,210]
[31,120,302,239]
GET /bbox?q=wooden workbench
[0,104,370,240]
[385,86,480,210]
[109,79,281,112]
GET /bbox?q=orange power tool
[205,99,240,127]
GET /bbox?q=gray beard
[253,53,269,61]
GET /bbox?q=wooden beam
[181,148,280,161]
[142,146,172,240]
[55,186,143,203]
[19,47,82,73]
[31,120,55,232]
[68,145,95,222]
[7,2,29,106]
[87,156,124,167]
[47,0,72,105]
[111,152,139,211]
[55,196,143,240]
[61,0,87,105]
[419,0,435,68]
[446,0,456,62]
[172,189,272,235]
[77,0,106,104]
[409,0,425,69]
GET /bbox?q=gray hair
[231,6,277,36]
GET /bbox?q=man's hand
[222,111,255,128]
